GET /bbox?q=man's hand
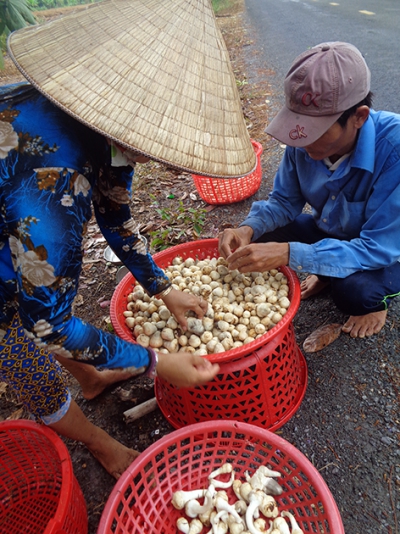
[156,352,220,388]
[225,242,290,273]
[218,226,254,259]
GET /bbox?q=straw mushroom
[245,467,283,496]
[185,485,216,518]
[214,496,243,524]
[187,519,204,534]
[172,489,208,510]
[271,517,290,534]
[177,517,190,533]
[280,512,304,534]
[245,491,267,534]
[124,256,290,356]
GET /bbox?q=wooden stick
[123,397,158,423]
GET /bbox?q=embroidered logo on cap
[301,92,320,108]
[289,125,307,141]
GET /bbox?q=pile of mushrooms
[124,256,291,355]
[171,463,304,533]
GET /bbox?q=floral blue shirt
[0,82,169,371]
[242,110,400,278]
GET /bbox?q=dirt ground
[1,2,399,534]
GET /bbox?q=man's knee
[331,275,386,315]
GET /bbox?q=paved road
[244,0,400,113]
[239,2,400,533]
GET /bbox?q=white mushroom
[259,494,279,519]
[177,517,190,533]
[187,518,204,534]
[172,489,207,510]
[210,471,235,489]
[185,485,215,518]
[212,510,229,534]
[239,482,253,503]
[271,517,290,534]
[214,496,243,524]
[254,518,267,531]
[245,491,266,534]
[234,499,247,516]
[280,511,304,534]
[245,467,283,496]
[232,479,243,501]
[209,463,234,480]
[227,515,245,534]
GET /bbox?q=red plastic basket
[0,420,88,534]
[191,139,263,204]
[97,420,344,534]
[110,239,307,431]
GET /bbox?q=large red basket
[0,420,88,534]
[97,420,344,534]
[110,239,307,431]
[191,139,263,204]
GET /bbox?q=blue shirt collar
[351,113,375,173]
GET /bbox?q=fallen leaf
[0,382,8,396]
[74,294,84,307]
[205,204,218,212]
[6,407,24,420]
[303,323,342,353]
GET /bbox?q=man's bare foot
[300,275,330,300]
[342,310,387,338]
[80,368,137,400]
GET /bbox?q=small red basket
[191,139,263,204]
[110,239,307,431]
[0,420,88,534]
[97,420,344,534]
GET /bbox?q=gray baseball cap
[266,42,371,147]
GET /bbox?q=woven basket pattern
[8,0,256,178]
[97,421,345,534]
[192,139,263,204]
[0,421,87,534]
[110,239,307,431]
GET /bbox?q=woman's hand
[218,226,254,259]
[162,288,208,331]
[156,352,220,388]
[225,242,290,273]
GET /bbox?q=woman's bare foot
[55,354,137,400]
[79,368,138,400]
[342,310,387,338]
[87,433,141,479]
[300,275,330,300]
[50,400,141,479]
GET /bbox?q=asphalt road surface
[239,1,400,533]
[244,0,400,114]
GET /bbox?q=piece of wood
[123,397,158,423]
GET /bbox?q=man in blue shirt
[219,42,400,339]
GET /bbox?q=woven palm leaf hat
[7,0,256,178]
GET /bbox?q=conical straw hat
[7,0,256,178]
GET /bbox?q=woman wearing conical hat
[0,0,254,478]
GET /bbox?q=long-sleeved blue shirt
[242,110,400,278]
[0,82,170,370]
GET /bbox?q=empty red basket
[191,139,263,204]
[97,420,344,534]
[110,238,307,432]
[0,420,87,534]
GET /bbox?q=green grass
[212,0,234,14]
